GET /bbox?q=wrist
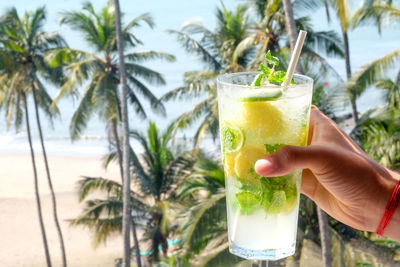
[374,170,400,241]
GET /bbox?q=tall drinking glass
[217,72,313,260]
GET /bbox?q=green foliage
[73,122,198,263]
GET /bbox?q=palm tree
[351,70,400,169]
[282,0,304,74]
[172,156,242,266]
[51,1,175,177]
[51,3,174,263]
[113,0,135,265]
[327,0,360,123]
[0,57,53,267]
[163,1,344,147]
[161,4,254,147]
[72,122,198,264]
[348,1,400,101]
[0,7,67,266]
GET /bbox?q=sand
[0,153,125,267]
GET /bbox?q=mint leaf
[264,144,284,154]
[265,50,280,67]
[259,63,271,78]
[268,191,286,213]
[252,73,263,86]
[270,70,286,83]
[284,181,298,212]
[236,192,260,215]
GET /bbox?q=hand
[255,107,400,240]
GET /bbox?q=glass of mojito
[217,71,313,260]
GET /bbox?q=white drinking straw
[283,30,307,87]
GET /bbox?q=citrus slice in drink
[239,88,282,102]
[220,121,244,153]
[234,145,266,182]
[240,101,285,138]
[224,153,235,177]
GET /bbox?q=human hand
[255,107,400,240]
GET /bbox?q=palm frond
[179,190,226,253]
[127,75,166,116]
[76,176,123,202]
[124,12,155,31]
[173,95,214,130]
[168,29,222,72]
[351,1,400,31]
[125,50,175,63]
[125,63,166,85]
[69,81,96,139]
[348,48,400,98]
[160,71,217,102]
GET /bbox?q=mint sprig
[252,50,295,86]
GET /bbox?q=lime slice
[220,121,244,153]
[239,88,283,102]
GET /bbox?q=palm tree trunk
[23,94,52,267]
[112,114,142,267]
[342,30,359,124]
[31,78,67,267]
[131,217,141,266]
[282,0,304,74]
[113,1,139,266]
[112,121,124,182]
[317,208,332,267]
[325,1,331,23]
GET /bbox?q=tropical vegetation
[1,0,400,266]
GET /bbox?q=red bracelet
[376,179,400,236]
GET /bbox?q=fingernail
[255,158,274,175]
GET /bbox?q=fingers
[309,108,365,154]
[254,145,328,177]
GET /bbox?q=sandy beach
[0,153,124,267]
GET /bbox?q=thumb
[254,145,325,177]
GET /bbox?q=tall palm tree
[0,58,53,267]
[72,122,198,264]
[328,0,360,123]
[0,7,67,266]
[163,1,343,147]
[51,1,174,175]
[113,0,135,266]
[51,3,174,264]
[282,0,304,74]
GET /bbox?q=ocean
[0,0,399,156]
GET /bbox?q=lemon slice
[239,88,282,102]
[234,145,266,182]
[224,153,235,177]
[220,121,244,153]
[240,101,285,138]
